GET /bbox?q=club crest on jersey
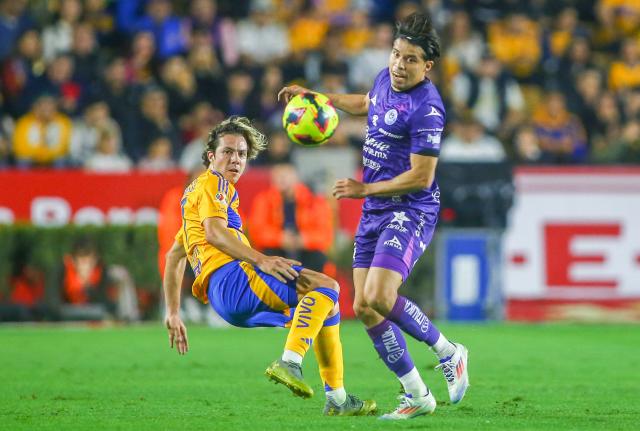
[425,106,442,117]
[215,192,227,204]
[384,109,398,125]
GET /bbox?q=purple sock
[387,296,441,346]
[366,319,414,378]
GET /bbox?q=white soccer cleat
[435,343,469,404]
[379,392,436,420]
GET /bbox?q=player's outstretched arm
[278,85,369,116]
[163,239,189,355]
[333,154,438,199]
[203,217,301,283]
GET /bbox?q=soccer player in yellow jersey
[162,116,376,416]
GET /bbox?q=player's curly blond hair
[201,116,267,167]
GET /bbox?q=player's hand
[333,178,368,199]
[277,85,312,103]
[257,255,301,283]
[165,314,189,355]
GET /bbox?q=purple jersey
[362,69,445,212]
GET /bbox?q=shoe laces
[435,357,455,384]
[393,394,413,411]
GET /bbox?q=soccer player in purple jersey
[278,13,469,419]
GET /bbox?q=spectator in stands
[70,22,101,87]
[254,64,285,128]
[513,126,542,163]
[128,0,189,60]
[60,236,139,321]
[188,0,238,67]
[188,35,228,111]
[0,0,33,62]
[60,237,113,319]
[288,1,328,54]
[0,255,46,322]
[1,29,45,118]
[571,69,602,141]
[532,90,587,164]
[249,162,333,272]
[608,38,640,94]
[129,86,179,162]
[556,37,596,102]
[440,114,506,163]
[487,9,541,82]
[253,129,292,166]
[83,127,132,172]
[27,53,82,116]
[42,0,82,61]
[592,91,624,154]
[92,56,140,141]
[225,67,258,118]
[591,119,636,164]
[125,31,158,85]
[160,56,197,120]
[12,93,72,168]
[443,9,484,75]
[138,136,176,171]
[179,102,223,172]
[83,0,117,47]
[342,8,372,55]
[349,22,393,92]
[70,100,121,166]
[450,51,525,139]
[236,0,289,66]
[545,7,589,62]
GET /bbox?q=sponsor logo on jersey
[363,156,381,171]
[432,190,440,203]
[417,127,444,132]
[384,109,398,125]
[403,300,430,333]
[386,212,410,233]
[372,114,378,127]
[425,106,442,117]
[382,325,405,364]
[427,133,441,145]
[377,128,403,139]
[384,235,403,250]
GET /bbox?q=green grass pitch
[1,321,639,430]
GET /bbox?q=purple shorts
[353,208,438,281]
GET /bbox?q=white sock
[398,367,428,398]
[326,387,347,405]
[432,334,456,360]
[282,349,303,365]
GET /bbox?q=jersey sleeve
[199,174,229,223]
[408,104,445,157]
[174,228,184,244]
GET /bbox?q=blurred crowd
[1,0,640,172]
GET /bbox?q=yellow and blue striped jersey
[175,169,250,303]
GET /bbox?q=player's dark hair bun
[395,12,440,61]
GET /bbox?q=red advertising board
[503,167,640,321]
[0,169,270,225]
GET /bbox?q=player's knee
[353,299,372,319]
[321,276,340,294]
[363,285,393,315]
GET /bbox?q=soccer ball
[282,92,339,146]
